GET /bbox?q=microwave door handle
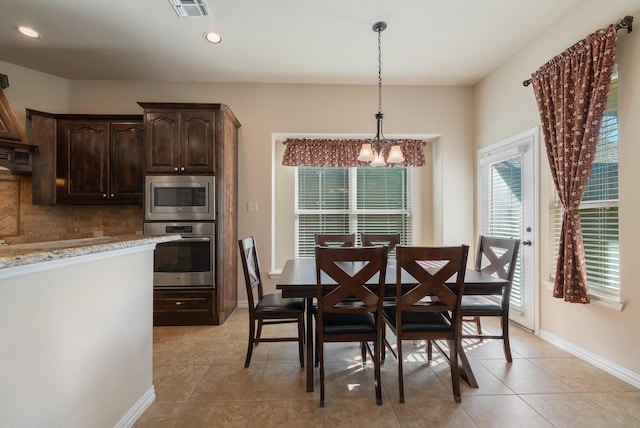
[177,237,211,243]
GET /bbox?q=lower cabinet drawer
[154,292,210,311]
[153,288,216,325]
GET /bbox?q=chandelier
[357,21,404,167]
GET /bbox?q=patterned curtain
[281,138,426,167]
[531,25,617,303]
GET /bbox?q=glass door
[478,128,538,331]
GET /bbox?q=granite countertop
[0,234,181,269]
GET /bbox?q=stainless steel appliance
[143,222,215,287]
[145,175,215,221]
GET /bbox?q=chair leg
[501,315,513,363]
[474,317,482,336]
[361,342,367,366]
[298,316,305,368]
[374,334,382,406]
[315,332,320,368]
[381,324,386,363]
[255,319,264,346]
[449,339,461,403]
[397,338,405,403]
[427,340,433,362]
[245,318,256,368]
[318,338,325,407]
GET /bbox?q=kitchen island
[0,234,179,428]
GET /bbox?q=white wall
[0,61,69,125]
[0,248,155,427]
[475,0,640,378]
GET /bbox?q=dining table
[276,257,510,392]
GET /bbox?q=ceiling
[0,0,585,86]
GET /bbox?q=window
[295,166,412,257]
[551,72,619,296]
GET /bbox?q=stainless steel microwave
[145,175,215,221]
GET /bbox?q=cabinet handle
[175,301,185,305]
[110,193,115,198]
[180,166,185,171]
[102,194,107,198]
[174,166,179,171]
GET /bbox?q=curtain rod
[522,15,633,87]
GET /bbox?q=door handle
[522,240,532,246]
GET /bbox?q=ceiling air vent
[169,0,211,18]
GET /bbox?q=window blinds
[483,157,524,306]
[295,167,412,258]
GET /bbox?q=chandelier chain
[377,27,382,114]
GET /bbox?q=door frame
[476,126,540,334]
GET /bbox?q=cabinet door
[145,111,180,172]
[181,111,215,173]
[58,121,109,202]
[110,122,144,203]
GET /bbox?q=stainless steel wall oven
[143,222,214,288]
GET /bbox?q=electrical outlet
[247,202,259,212]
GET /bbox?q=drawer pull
[175,301,185,305]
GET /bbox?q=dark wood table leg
[305,297,314,392]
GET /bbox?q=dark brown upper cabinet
[27,110,144,205]
[139,103,239,174]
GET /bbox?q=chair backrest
[361,233,401,251]
[394,245,469,327]
[475,236,520,302]
[315,233,356,248]
[238,236,263,310]
[314,246,388,319]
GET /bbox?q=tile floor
[134,308,640,427]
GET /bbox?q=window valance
[281,138,426,167]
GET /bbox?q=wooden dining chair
[238,236,305,368]
[382,245,469,403]
[314,245,388,407]
[314,233,356,247]
[461,236,520,362]
[361,232,401,359]
[361,233,401,252]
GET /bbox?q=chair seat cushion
[314,309,376,334]
[382,306,451,332]
[460,296,502,315]
[255,293,305,314]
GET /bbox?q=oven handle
[175,237,212,243]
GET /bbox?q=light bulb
[387,145,405,163]
[370,152,386,167]
[358,143,374,162]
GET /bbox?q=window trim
[271,132,436,275]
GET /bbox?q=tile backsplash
[0,171,143,244]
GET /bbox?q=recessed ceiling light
[15,25,41,39]
[204,31,222,44]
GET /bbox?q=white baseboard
[539,329,640,389]
[114,386,156,428]
[237,300,249,308]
